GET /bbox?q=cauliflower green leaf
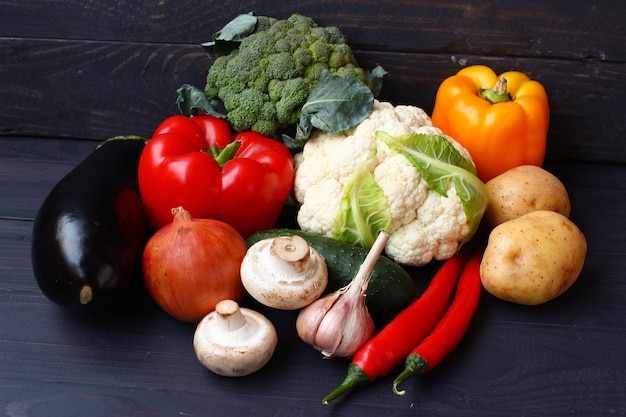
[332,164,392,248]
[376,131,489,242]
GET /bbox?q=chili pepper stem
[392,353,428,396]
[322,364,371,405]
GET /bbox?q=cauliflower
[294,100,489,266]
[204,14,375,137]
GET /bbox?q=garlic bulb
[240,235,328,310]
[296,232,390,358]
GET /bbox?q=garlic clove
[295,290,342,350]
[240,236,328,310]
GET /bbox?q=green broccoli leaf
[201,13,258,58]
[332,163,392,249]
[176,84,226,118]
[367,65,388,98]
[376,131,489,243]
[296,71,374,142]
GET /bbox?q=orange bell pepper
[431,65,549,182]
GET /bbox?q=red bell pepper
[138,115,294,238]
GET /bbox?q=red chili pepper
[322,246,474,405]
[392,246,484,396]
[138,115,294,238]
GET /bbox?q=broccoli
[204,14,373,137]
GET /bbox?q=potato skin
[485,165,571,226]
[480,210,587,305]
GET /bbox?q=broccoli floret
[328,43,353,69]
[309,40,333,63]
[254,16,277,32]
[323,26,346,44]
[226,88,269,133]
[304,62,329,81]
[333,64,370,88]
[293,48,313,68]
[251,101,279,136]
[204,13,373,137]
[286,13,317,29]
[271,78,312,124]
[266,52,300,80]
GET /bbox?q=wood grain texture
[2,40,624,162]
[3,0,623,60]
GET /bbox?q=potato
[480,210,587,305]
[485,165,571,226]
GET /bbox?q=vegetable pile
[30,10,588,407]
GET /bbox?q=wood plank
[2,0,624,61]
[2,40,625,163]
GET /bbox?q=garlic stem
[351,231,390,293]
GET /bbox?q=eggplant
[31,136,148,312]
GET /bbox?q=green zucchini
[247,228,417,323]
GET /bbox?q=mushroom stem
[269,235,311,273]
[215,299,246,332]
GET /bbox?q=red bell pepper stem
[392,246,484,396]
[209,141,242,167]
[322,246,474,405]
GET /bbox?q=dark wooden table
[2,1,625,416]
[2,139,625,416]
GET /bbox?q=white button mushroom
[193,299,278,377]
[240,235,328,310]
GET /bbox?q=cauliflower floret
[294,100,488,266]
[294,129,378,202]
[373,153,428,230]
[386,185,469,265]
[295,179,344,236]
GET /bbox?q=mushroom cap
[240,236,328,310]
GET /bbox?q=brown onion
[142,206,248,323]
